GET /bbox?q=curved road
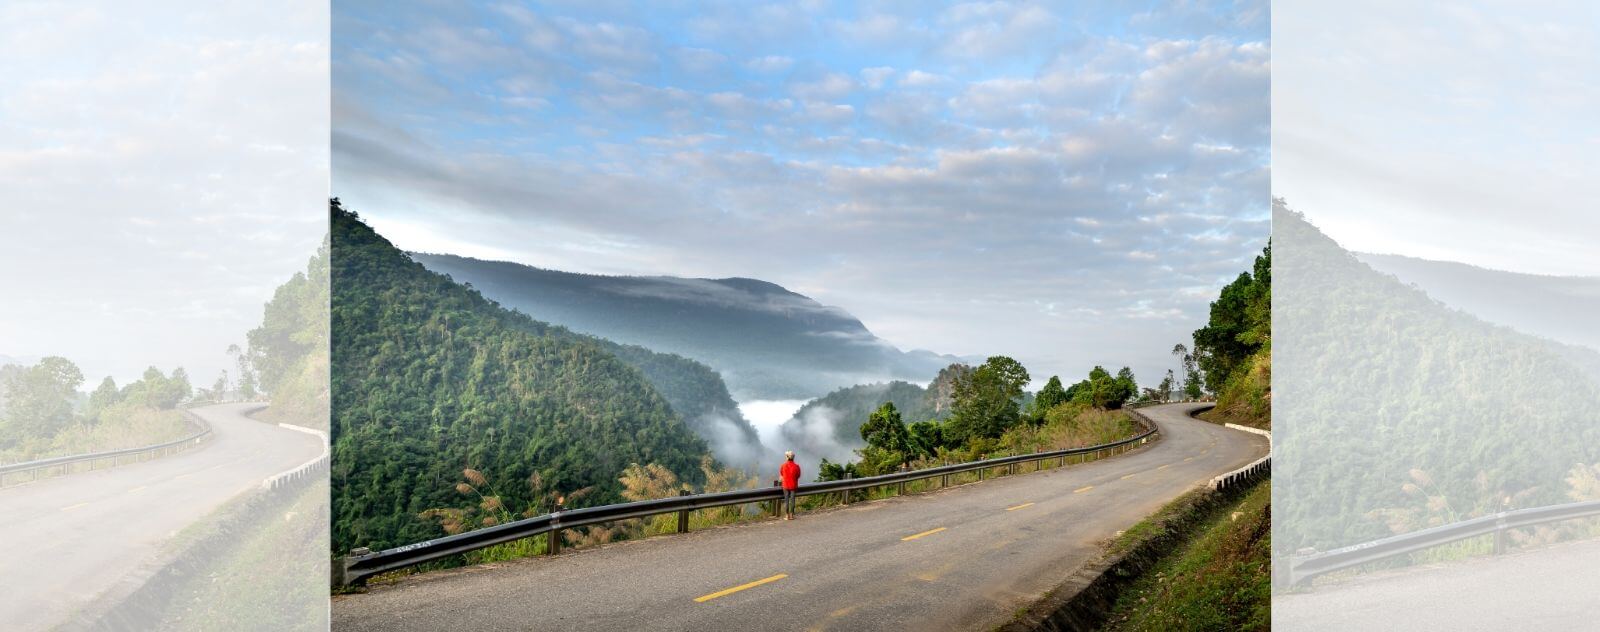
[333,402,1267,631]
[0,402,325,631]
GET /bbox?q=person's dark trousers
[783,489,796,517]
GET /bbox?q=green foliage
[329,200,711,554]
[244,235,331,427]
[906,420,943,459]
[859,402,911,456]
[0,356,83,443]
[777,380,936,457]
[945,355,1030,444]
[1192,244,1271,394]
[1065,365,1138,409]
[1107,484,1272,632]
[119,366,192,410]
[1275,207,1600,556]
[1029,375,1068,421]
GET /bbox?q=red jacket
[780,461,801,490]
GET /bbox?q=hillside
[775,380,943,466]
[1275,203,1600,557]
[410,253,962,400]
[331,202,718,554]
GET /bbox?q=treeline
[815,356,1145,480]
[330,200,730,554]
[0,358,195,463]
[1186,240,1271,426]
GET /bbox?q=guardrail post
[678,489,692,533]
[842,473,854,505]
[548,500,564,556]
[1493,517,1507,555]
[898,465,907,495]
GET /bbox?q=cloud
[332,2,1272,385]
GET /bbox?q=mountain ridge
[409,252,965,400]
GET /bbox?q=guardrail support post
[548,501,564,556]
[1493,519,1507,555]
[678,489,692,533]
[842,473,853,505]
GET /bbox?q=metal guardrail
[335,409,1164,587]
[0,409,214,487]
[1286,499,1600,586]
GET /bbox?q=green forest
[331,200,738,554]
[1275,203,1600,556]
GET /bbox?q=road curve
[0,403,325,632]
[332,402,1267,632]
[1274,536,1600,630]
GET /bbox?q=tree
[1029,376,1068,421]
[212,371,228,402]
[228,343,258,400]
[87,376,121,422]
[1156,369,1175,402]
[1173,343,1203,399]
[906,420,943,459]
[1191,244,1271,393]
[946,356,1031,443]
[0,357,84,443]
[859,402,911,458]
[1112,367,1138,409]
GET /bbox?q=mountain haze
[1357,253,1600,353]
[411,253,963,400]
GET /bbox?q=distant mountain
[331,203,760,553]
[1357,253,1600,352]
[410,253,964,400]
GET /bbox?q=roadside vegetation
[1106,483,1271,632]
[0,358,199,464]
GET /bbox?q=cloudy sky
[1275,1,1599,277]
[0,2,328,386]
[333,0,1270,387]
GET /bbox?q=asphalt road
[0,403,325,631]
[332,402,1267,632]
[1274,536,1600,630]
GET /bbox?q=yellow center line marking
[1074,485,1094,493]
[60,502,90,512]
[126,485,147,494]
[1183,457,1195,462]
[1121,474,1136,480]
[901,527,947,541]
[694,573,787,603]
[1005,502,1035,511]
[1157,464,1170,470]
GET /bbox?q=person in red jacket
[780,451,801,520]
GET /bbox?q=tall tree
[946,355,1030,442]
[1030,375,1068,420]
[859,402,911,460]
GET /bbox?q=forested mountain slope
[1275,205,1600,557]
[410,253,962,400]
[331,202,716,553]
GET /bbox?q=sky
[0,2,328,386]
[332,0,1271,388]
[1275,1,1600,277]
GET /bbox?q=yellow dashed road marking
[1074,486,1093,493]
[694,574,787,603]
[901,527,947,541]
[60,502,90,512]
[126,485,147,494]
[1005,502,1035,511]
